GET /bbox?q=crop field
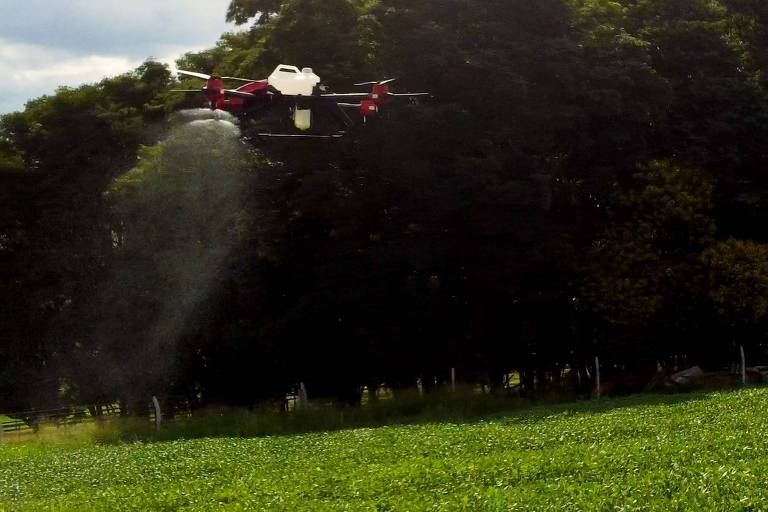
[2,389,768,511]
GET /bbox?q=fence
[0,398,192,440]
[0,404,120,438]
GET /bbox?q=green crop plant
[3,388,768,511]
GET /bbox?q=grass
[94,388,537,443]
[2,388,768,510]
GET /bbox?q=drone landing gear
[254,132,346,140]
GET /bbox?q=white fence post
[451,368,456,392]
[297,382,308,410]
[740,345,747,386]
[595,356,601,400]
[151,396,162,431]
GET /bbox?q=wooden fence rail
[1,398,193,439]
[1,404,124,437]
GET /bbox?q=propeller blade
[337,103,362,108]
[177,70,260,83]
[222,76,259,82]
[223,89,256,99]
[176,70,212,80]
[353,78,398,87]
[387,92,431,97]
[170,89,203,93]
[255,132,346,139]
[321,93,371,99]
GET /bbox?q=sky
[0,0,241,114]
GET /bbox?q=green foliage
[722,0,768,83]
[88,389,529,443]
[0,139,23,173]
[582,161,715,327]
[65,116,258,404]
[703,239,768,323]
[4,389,768,510]
[5,0,768,408]
[226,0,283,25]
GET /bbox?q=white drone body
[267,65,321,129]
[267,65,321,96]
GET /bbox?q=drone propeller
[387,92,431,97]
[255,133,346,139]
[176,70,213,80]
[353,78,398,87]
[176,69,258,82]
[170,89,203,93]
[223,89,256,99]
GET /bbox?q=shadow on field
[87,387,730,445]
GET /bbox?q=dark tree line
[2,0,768,411]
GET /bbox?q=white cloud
[11,52,138,84]
[0,0,237,57]
[0,0,241,113]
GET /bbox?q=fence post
[151,396,162,431]
[740,345,747,386]
[595,356,601,400]
[451,368,456,392]
[297,382,308,410]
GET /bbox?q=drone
[172,65,430,139]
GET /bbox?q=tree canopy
[2,0,768,410]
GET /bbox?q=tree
[581,161,716,368]
[0,62,172,410]
[226,0,283,25]
[76,114,255,406]
[4,0,768,408]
